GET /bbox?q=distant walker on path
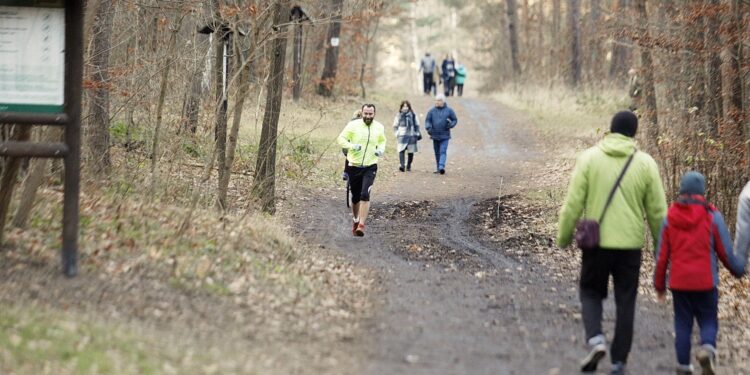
[424,94,457,175]
[392,100,422,172]
[419,52,437,96]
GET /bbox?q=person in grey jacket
[735,181,750,269]
[419,52,436,95]
[424,94,457,175]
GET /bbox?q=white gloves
[351,144,362,151]
[374,149,384,157]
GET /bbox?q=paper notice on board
[0,6,65,113]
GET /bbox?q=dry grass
[0,93,398,374]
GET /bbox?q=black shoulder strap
[599,151,637,223]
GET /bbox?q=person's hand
[417,134,423,141]
[351,144,362,151]
[374,149,384,157]
[657,291,666,304]
[446,119,453,127]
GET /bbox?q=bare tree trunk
[522,0,530,68]
[704,0,723,138]
[86,0,114,175]
[609,0,632,83]
[409,3,421,93]
[506,0,522,79]
[214,33,231,211]
[252,0,290,213]
[150,16,159,53]
[720,0,744,139]
[0,126,31,243]
[317,0,344,97]
[181,34,209,134]
[218,36,257,212]
[360,18,381,99]
[634,0,659,152]
[568,0,581,87]
[150,16,184,192]
[11,128,63,228]
[683,1,707,135]
[537,0,545,77]
[552,0,561,80]
[292,14,304,101]
[589,0,601,84]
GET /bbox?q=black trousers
[443,77,454,96]
[398,150,414,168]
[423,73,434,94]
[579,247,642,364]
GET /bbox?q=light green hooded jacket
[557,133,667,250]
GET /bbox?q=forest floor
[293,92,750,374]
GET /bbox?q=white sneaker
[696,344,716,375]
[580,334,607,372]
[675,363,693,374]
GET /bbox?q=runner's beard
[363,118,373,125]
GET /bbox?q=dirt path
[299,97,743,374]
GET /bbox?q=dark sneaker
[439,169,445,175]
[352,220,359,236]
[399,166,405,172]
[675,364,693,374]
[696,344,716,375]
[610,362,626,375]
[406,165,411,172]
[355,223,365,237]
[580,335,607,372]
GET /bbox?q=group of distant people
[419,52,467,97]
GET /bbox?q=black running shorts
[346,164,377,204]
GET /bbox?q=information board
[0,0,65,113]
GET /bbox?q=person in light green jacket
[337,104,386,237]
[455,65,467,97]
[557,111,667,375]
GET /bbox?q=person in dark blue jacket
[441,55,456,96]
[424,94,458,175]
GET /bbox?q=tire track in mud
[430,198,538,366]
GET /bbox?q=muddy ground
[298,97,748,374]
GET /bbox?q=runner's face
[436,99,445,108]
[362,107,375,125]
[401,104,409,112]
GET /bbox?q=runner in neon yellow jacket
[336,104,386,237]
[337,117,387,167]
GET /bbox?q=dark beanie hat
[679,171,706,196]
[610,111,638,137]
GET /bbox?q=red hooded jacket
[654,195,744,292]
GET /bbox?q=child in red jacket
[654,172,745,375]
